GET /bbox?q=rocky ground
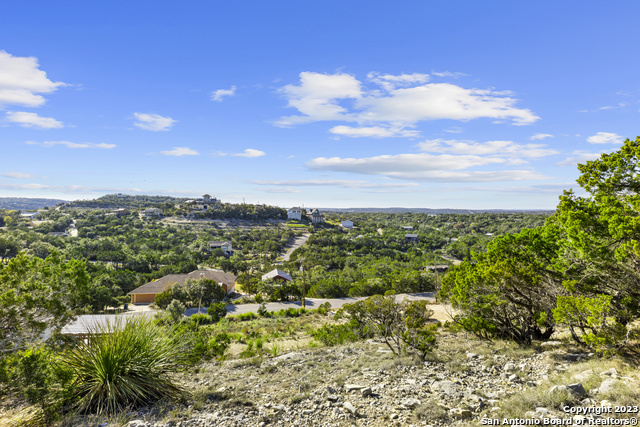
[73,333,639,427]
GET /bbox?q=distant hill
[321,207,555,214]
[65,194,188,209]
[0,197,67,210]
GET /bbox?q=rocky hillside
[68,332,639,427]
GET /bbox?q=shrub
[257,303,268,317]
[207,302,227,323]
[254,293,264,304]
[311,322,361,346]
[337,293,437,359]
[166,299,186,323]
[63,316,188,415]
[5,345,74,425]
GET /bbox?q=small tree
[337,292,437,360]
[207,302,227,323]
[166,299,186,323]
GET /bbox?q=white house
[287,207,302,220]
[140,208,163,218]
[341,220,354,229]
[262,269,293,282]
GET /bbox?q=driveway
[277,232,310,263]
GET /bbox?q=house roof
[61,312,156,335]
[209,241,232,246]
[128,269,237,295]
[261,269,293,282]
[405,233,419,238]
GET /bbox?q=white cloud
[133,112,176,131]
[212,85,237,101]
[586,132,624,144]
[445,126,463,133]
[367,72,430,91]
[160,147,199,156]
[6,111,63,129]
[530,133,553,140]
[306,152,548,182]
[329,125,419,138]
[557,151,603,166]
[417,138,559,158]
[252,179,419,189]
[2,171,35,179]
[431,71,467,78]
[0,50,65,107]
[260,187,301,193]
[25,140,116,149]
[275,71,539,132]
[0,182,136,194]
[232,149,265,158]
[276,72,362,126]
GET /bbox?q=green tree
[440,226,562,343]
[0,251,91,353]
[337,292,437,359]
[550,136,640,346]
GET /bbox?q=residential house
[208,240,233,256]
[20,212,40,219]
[425,265,450,273]
[127,269,237,304]
[140,208,163,219]
[341,220,354,229]
[186,194,219,211]
[310,209,323,225]
[405,233,419,243]
[261,269,293,282]
[401,226,414,231]
[287,207,302,220]
[113,208,129,217]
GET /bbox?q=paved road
[223,292,435,315]
[281,233,310,262]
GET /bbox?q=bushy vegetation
[334,292,437,359]
[64,317,188,415]
[440,136,640,352]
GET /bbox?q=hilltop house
[341,220,354,229]
[208,240,233,256]
[405,233,419,243]
[287,207,302,221]
[261,269,293,282]
[185,194,219,211]
[127,269,237,304]
[140,208,163,219]
[309,209,323,225]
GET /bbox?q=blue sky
[1,1,639,209]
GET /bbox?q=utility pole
[300,258,306,308]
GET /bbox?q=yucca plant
[63,316,188,415]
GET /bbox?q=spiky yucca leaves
[64,316,188,415]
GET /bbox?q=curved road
[280,232,310,262]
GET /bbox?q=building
[341,220,354,229]
[261,269,293,282]
[310,209,323,225]
[208,241,233,256]
[186,194,219,211]
[401,226,414,231]
[287,207,302,220]
[127,269,237,304]
[405,233,419,243]
[113,208,129,217]
[140,208,163,219]
[425,265,450,273]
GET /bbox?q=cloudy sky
[1,1,639,209]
